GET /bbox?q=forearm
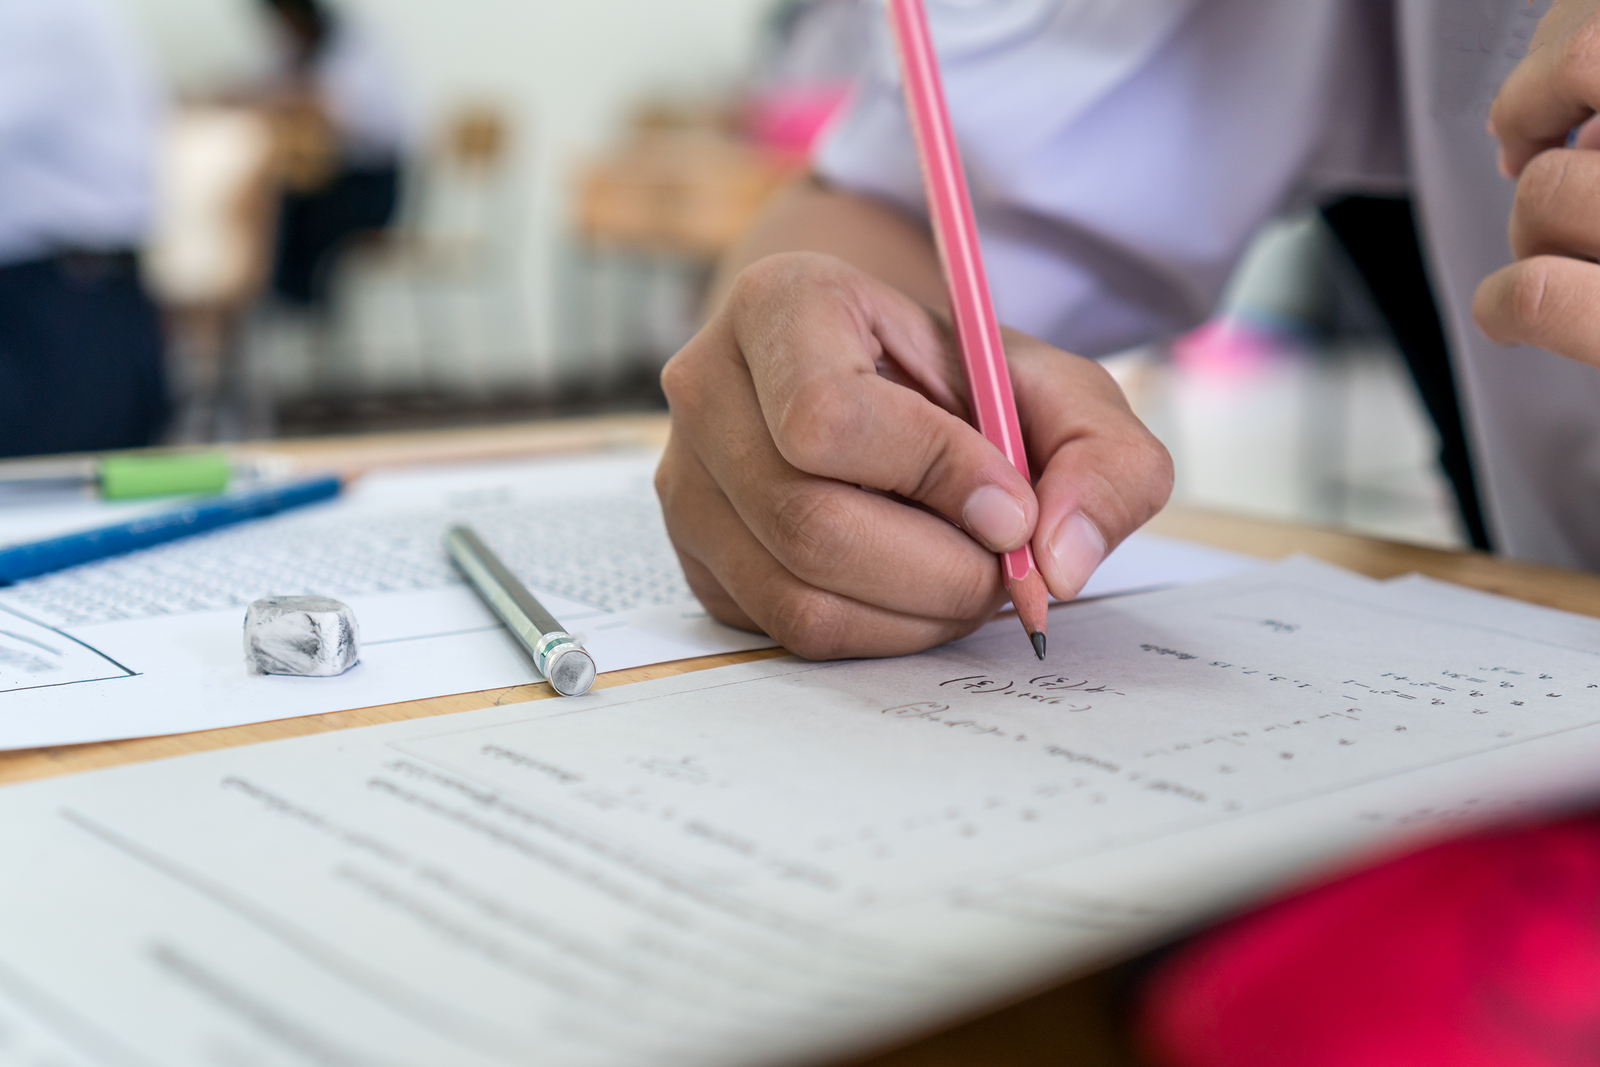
[709,175,948,313]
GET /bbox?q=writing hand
[655,252,1173,659]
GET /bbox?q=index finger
[1490,3,1600,176]
[729,252,1040,554]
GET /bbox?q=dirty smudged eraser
[243,595,360,677]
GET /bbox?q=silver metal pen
[445,524,597,696]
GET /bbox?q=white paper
[0,491,178,548]
[1077,529,1256,599]
[0,452,774,750]
[1,560,1597,1066]
[0,450,1253,750]
[0,611,136,694]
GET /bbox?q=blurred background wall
[110,0,779,417]
[86,0,1466,552]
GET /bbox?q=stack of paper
[0,559,1596,1065]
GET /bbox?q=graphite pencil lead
[1008,567,1049,659]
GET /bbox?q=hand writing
[655,252,1173,659]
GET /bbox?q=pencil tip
[1030,631,1046,660]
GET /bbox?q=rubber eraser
[244,596,360,677]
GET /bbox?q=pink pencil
[886,0,1049,659]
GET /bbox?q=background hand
[1477,0,1600,364]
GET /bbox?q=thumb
[1007,342,1174,599]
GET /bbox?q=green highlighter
[99,453,232,499]
[0,452,276,501]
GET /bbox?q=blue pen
[0,474,343,585]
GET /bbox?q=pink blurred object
[1170,316,1299,379]
[1139,815,1600,1067]
[745,82,853,159]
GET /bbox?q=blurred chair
[577,126,790,258]
[143,106,281,441]
[569,112,798,385]
[329,103,528,397]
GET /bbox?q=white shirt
[265,17,414,166]
[314,20,413,165]
[0,0,163,266]
[816,0,1600,571]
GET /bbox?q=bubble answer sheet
[1,559,1599,1067]
[0,450,1253,750]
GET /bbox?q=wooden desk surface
[5,415,1598,1067]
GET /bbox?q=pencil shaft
[446,524,596,696]
[445,525,563,639]
[887,0,1042,593]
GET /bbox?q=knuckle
[729,251,852,313]
[726,256,786,310]
[1515,149,1574,220]
[652,451,683,514]
[945,561,1006,620]
[766,586,848,660]
[1100,419,1175,515]
[1087,427,1175,535]
[651,441,717,546]
[728,253,879,366]
[768,485,858,582]
[658,349,701,411]
[1132,433,1176,510]
[897,420,959,502]
[1562,18,1600,75]
[731,251,805,297]
[1506,260,1554,330]
[1079,353,1124,393]
[773,382,858,471]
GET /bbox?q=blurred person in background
[0,0,168,459]
[257,0,412,307]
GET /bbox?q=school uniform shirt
[0,0,162,266]
[314,19,414,167]
[264,15,414,167]
[815,0,1600,572]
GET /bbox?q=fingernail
[1046,512,1107,598]
[1497,146,1513,179]
[962,485,1029,551]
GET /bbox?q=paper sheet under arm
[1,559,1597,1066]
[0,450,1252,749]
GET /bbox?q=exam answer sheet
[0,560,1597,1066]
[0,450,1252,749]
[0,452,773,749]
